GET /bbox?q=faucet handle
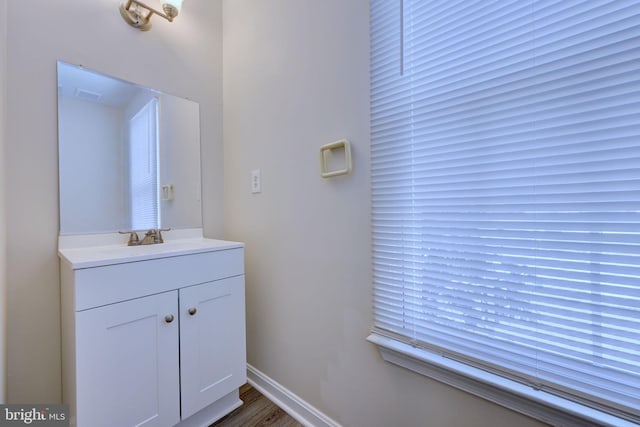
[156,228,171,243]
[118,230,140,246]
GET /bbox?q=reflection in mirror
[57,61,202,235]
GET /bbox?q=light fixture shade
[162,0,183,18]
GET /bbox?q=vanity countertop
[59,237,244,270]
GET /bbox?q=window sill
[367,333,635,427]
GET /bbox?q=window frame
[367,333,636,427]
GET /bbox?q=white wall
[5,0,222,402]
[223,2,547,426]
[159,94,202,229]
[58,97,126,234]
[0,0,7,404]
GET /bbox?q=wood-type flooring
[211,383,304,427]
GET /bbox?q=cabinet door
[75,291,180,427]
[179,276,246,419]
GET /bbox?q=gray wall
[4,0,222,402]
[223,1,547,426]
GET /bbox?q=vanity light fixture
[119,0,183,31]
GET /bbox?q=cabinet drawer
[73,248,244,311]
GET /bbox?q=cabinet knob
[164,314,175,323]
[188,307,197,316]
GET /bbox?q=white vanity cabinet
[59,239,246,427]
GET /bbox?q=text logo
[0,405,68,427]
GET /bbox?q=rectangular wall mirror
[57,61,203,235]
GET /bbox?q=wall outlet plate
[251,169,262,193]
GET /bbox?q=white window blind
[370,0,640,423]
[128,98,160,230]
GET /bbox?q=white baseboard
[246,364,342,427]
